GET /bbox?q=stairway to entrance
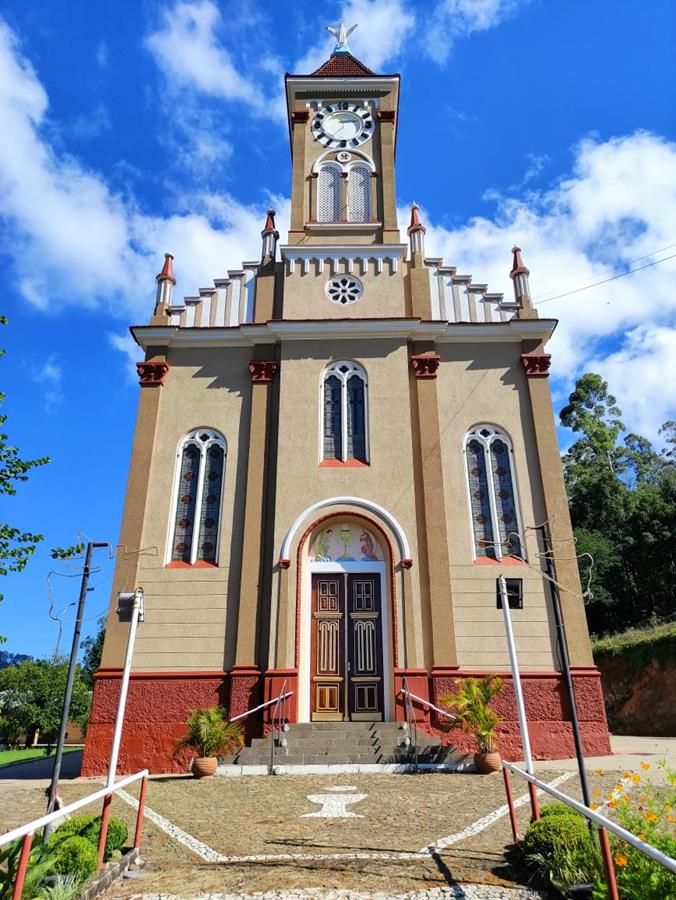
[221,721,471,769]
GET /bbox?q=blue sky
[1,0,675,658]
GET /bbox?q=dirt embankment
[594,625,676,736]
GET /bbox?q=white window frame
[166,428,227,565]
[463,424,525,561]
[319,361,369,464]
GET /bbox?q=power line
[531,241,676,302]
[533,253,676,306]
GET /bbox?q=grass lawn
[0,747,80,766]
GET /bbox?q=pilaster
[376,106,400,244]
[408,346,457,667]
[289,109,309,240]
[521,343,594,667]
[233,349,279,668]
[100,347,167,668]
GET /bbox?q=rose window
[325,275,363,305]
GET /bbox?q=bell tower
[285,23,401,245]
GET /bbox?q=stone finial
[261,209,279,262]
[407,203,426,257]
[153,252,175,319]
[510,245,532,310]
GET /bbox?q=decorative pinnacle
[510,245,529,277]
[407,202,426,235]
[262,208,279,236]
[326,21,357,54]
[156,252,176,285]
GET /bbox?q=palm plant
[176,707,243,758]
[440,675,504,752]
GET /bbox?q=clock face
[312,102,374,149]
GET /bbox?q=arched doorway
[297,516,394,723]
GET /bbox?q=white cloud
[145,1,265,110]
[33,353,63,411]
[424,0,531,63]
[0,19,275,321]
[70,102,112,139]
[95,40,108,68]
[415,131,676,440]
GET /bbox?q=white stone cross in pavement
[301,785,367,818]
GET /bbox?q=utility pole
[538,523,592,811]
[46,541,109,818]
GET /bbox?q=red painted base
[82,667,611,774]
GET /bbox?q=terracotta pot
[474,750,501,774]
[192,756,217,778]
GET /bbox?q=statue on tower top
[326,21,357,54]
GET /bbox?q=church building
[83,27,611,775]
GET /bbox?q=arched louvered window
[465,425,523,560]
[170,429,226,564]
[347,165,371,222]
[321,362,369,463]
[317,165,341,222]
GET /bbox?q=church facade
[82,37,610,775]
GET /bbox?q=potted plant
[440,674,504,773]
[176,707,243,778]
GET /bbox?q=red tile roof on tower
[310,52,375,77]
[510,245,529,276]
[407,203,426,235]
[157,252,176,284]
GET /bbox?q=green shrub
[51,814,127,861]
[522,813,598,889]
[539,802,581,819]
[51,837,98,883]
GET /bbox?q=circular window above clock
[312,102,374,149]
[325,274,363,305]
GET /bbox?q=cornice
[131,318,558,350]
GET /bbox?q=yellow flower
[639,795,648,803]
[666,804,672,813]
[590,802,599,810]
[644,811,658,822]
[638,834,645,841]
[641,762,650,770]
[607,800,617,809]
[596,768,605,775]
[622,794,630,802]
[614,853,628,867]
[614,784,623,791]
[593,789,602,797]
[622,771,631,778]
[631,774,641,783]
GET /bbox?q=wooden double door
[311,573,384,721]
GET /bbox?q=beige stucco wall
[269,338,426,671]
[128,346,251,672]
[436,342,558,670]
[281,264,406,319]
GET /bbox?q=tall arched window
[347,165,371,222]
[465,425,523,560]
[317,164,341,222]
[321,362,368,463]
[170,429,226,564]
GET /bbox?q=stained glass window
[465,426,523,560]
[321,362,369,463]
[170,430,226,564]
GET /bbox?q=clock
[311,102,374,149]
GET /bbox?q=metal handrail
[399,686,457,721]
[230,691,293,723]
[502,760,676,900]
[270,680,289,774]
[400,677,418,765]
[2,769,149,898]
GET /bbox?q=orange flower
[614,784,623,791]
[641,762,650,770]
[639,795,648,803]
[593,789,602,797]
[631,774,641,783]
[614,853,628,867]
[667,815,676,823]
[638,834,645,841]
[607,800,617,809]
[644,811,658,822]
[590,802,599,811]
[622,794,630,802]
[622,771,631,779]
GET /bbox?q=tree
[80,618,106,686]
[0,317,50,640]
[0,650,32,669]
[560,373,676,634]
[0,658,90,748]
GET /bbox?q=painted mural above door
[310,523,383,562]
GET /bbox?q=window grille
[317,165,341,222]
[325,274,363,305]
[321,362,369,463]
[170,429,226,564]
[465,425,523,560]
[347,165,370,222]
